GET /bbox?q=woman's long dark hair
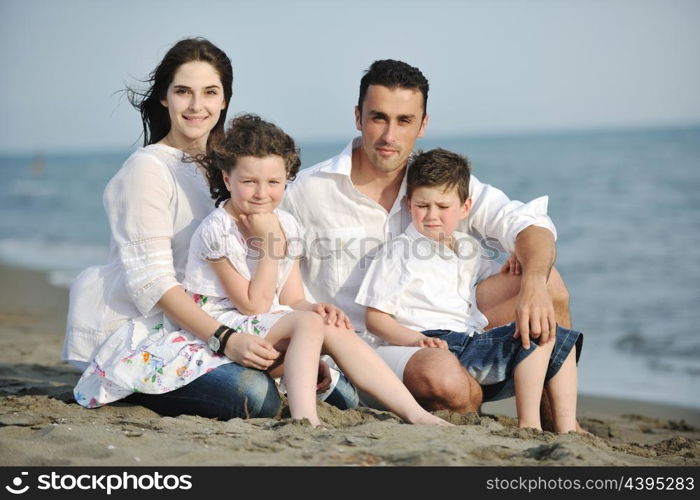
[127,38,233,147]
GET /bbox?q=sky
[1,0,699,154]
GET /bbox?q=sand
[1,263,699,466]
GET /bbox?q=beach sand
[1,264,698,466]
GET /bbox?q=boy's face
[408,185,471,243]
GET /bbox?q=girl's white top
[182,204,303,307]
[62,144,214,369]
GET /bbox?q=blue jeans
[125,362,359,420]
[423,322,583,402]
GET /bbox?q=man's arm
[513,225,556,348]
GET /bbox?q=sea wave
[0,237,109,287]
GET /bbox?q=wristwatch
[217,327,236,356]
[207,325,230,353]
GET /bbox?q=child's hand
[239,212,283,240]
[316,360,332,394]
[500,254,521,275]
[412,336,449,350]
[312,302,353,330]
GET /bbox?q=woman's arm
[158,286,280,369]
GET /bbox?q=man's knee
[403,350,481,413]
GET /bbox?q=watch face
[207,336,220,352]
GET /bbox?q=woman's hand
[311,302,353,330]
[224,332,280,370]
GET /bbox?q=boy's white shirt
[355,223,491,344]
[281,137,557,331]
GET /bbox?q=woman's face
[160,61,226,151]
[223,155,288,217]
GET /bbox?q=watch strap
[217,327,236,355]
[211,324,229,340]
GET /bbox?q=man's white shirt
[281,137,557,331]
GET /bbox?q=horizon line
[1,122,699,158]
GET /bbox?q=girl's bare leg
[514,340,554,430]
[321,325,450,426]
[544,349,578,433]
[266,312,325,426]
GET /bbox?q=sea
[1,126,699,410]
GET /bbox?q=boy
[355,148,582,432]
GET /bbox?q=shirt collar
[320,136,410,212]
[404,222,462,260]
[318,137,360,177]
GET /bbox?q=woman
[63,38,357,419]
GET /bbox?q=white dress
[63,144,214,370]
[73,205,302,408]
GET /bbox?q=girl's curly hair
[199,114,301,206]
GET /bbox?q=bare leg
[321,325,450,426]
[476,266,583,431]
[266,311,325,426]
[514,340,554,429]
[544,349,578,433]
[402,348,482,413]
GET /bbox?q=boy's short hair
[407,148,471,203]
[358,59,429,118]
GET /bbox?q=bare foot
[408,411,453,426]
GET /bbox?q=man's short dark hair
[358,59,429,117]
[407,148,471,203]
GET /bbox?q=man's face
[355,85,428,174]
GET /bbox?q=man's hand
[316,360,333,394]
[412,336,449,350]
[513,276,556,349]
[312,302,353,330]
[224,332,280,370]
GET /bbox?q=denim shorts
[423,322,583,403]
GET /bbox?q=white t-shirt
[183,204,302,310]
[355,223,491,342]
[281,137,557,331]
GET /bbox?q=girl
[65,38,357,419]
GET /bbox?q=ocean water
[1,127,699,409]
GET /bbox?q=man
[282,60,573,422]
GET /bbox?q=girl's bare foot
[407,411,453,426]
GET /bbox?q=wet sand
[1,264,698,466]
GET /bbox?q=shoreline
[1,262,698,466]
